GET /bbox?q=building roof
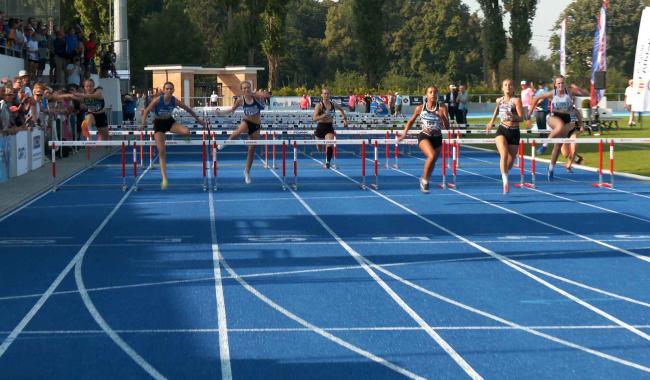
[144,65,265,74]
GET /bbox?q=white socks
[501,173,509,185]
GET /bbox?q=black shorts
[552,112,572,124]
[245,120,261,135]
[154,117,175,133]
[315,123,335,139]
[92,112,108,128]
[495,125,521,145]
[567,126,580,138]
[417,132,443,149]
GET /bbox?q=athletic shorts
[552,112,572,124]
[92,112,108,128]
[417,132,443,148]
[495,124,521,145]
[245,120,261,135]
[315,123,335,139]
[153,117,175,133]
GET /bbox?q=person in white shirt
[624,79,636,127]
[66,57,82,86]
[210,90,219,106]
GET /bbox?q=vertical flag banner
[590,0,608,107]
[560,17,566,75]
[631,7,650,112]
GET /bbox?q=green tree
[73,0,110,41]
[352,0,386,87]
[281,0,329,87]
[549,0,646,89]
[322,1,358,79]
[503,0,538,83]
[261,0,288,90]
[478,0,507,88]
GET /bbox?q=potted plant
[580,98,591,119]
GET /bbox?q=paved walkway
[0,148,113,217]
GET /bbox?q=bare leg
[418,139,439,182]
[154,131,167,188]
[245,129,260,174]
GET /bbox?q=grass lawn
[465,117,650,177]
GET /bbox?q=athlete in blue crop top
[398,86,449,193]
[487,79,524,194]
[313,87,348,168]
[216,80,270,184]
[530,75,584,180]
[140,81,207,190]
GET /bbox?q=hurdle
[592,139,615,188]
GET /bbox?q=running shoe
[419,178,430,193]
[244,170,251,184]
[217,143,225,151]
[547,167,554,181]
[325,161,331,169]
[536,145,547,154]
[161,178,168,190]
[574,154,584,164]
[565,165,573,173]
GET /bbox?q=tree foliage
[260,0,288,90]
[503,0,538,83]
[352,0,386,87]
[549,0,647,90]
[477,0,507,88]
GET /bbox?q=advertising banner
[13,130,29,177]
[0,135,9,183]
[30,129,44,170]
[631,7,650,112]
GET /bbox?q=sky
[463,0,567,58]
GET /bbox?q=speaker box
[594,71,606,90]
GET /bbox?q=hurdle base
[370,184,379,190]
[592,182,613,188]
[514,183,535,189]
[447,183,457,189]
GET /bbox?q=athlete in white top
[398,86,449,193]
[530,75,582,181]
[487,79,524,194]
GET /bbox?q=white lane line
[72,164,166,379]
[0,152,116,222]
[207,171,232,380]
[320,158,650,342]
[265,161,482,379]
[216,244,425,379]
[0,169,145,359]
[393,167,650,308]
[309,156,650,373]
[453,166,650,264]
[385,167,650,343]
[7,324,650,335]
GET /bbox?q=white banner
[631,7,650,112]
[560,18,566,75]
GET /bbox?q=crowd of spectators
[0,12,119,89]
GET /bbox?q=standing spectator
[299,94,310,110]
[83,33,97,75]
[0,87,12,133]
[52,29,66,86]
[122,93,136,123]
[11,19,25,56]
[64,27,78,59]
[444,84,459,122]
[66,57,82,87]
[363,93,371,113]
[347,92,356,112]
[457,85,469,125]
[520,80,534,128]
[18,71,32,97]
[36,27,49,80]
[624,79,636,127]
[394,92,403,117]
[210,90,219,106]
[388,93,396,116]
[25,28,40,80]
[100,43,117,78]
